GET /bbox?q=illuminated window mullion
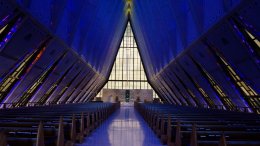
[51,68,83,104]
[189,55,235,110]
[0,37,50,103]
[177,62,215,107]
[205,40,260,112]
[38,61,77,105]
[17,52,67,106]
[98,22,158,98]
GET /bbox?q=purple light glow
[0,15,10,25]
[215,94,224,107]
[28,84,44,103]
[230,19,260,66]
[0,17,22,51]
[2,78,21,104]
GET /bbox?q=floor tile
[77,104,163,146]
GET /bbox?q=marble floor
[77,103,163,146]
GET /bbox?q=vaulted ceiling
[1,0,259,112]
[16,0,127,77]
[15,0,242,78]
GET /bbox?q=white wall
[102,89,153,102]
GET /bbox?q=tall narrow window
[0,37,50,103]
[230,17,260,61]
[245,30,260,48]
[97,22,157,98]
[77,75,100,103]
[37,61,77,105]
[61,74,90,104]
[156,75,180,105]
[170,70,201,107]
[16,52,67,107]
[205,41,259,113]
[0,24,8,34]
[189,55,235,110]
[161,73,191,106]
[52,69,83,104]
[0,14,24,51]
[177,62,215,108]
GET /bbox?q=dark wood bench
[0,102,120,146]
[135,103,260,146]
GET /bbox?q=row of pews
[0,102,120,146]
[135,103,260,146]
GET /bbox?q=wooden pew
[0,102,119,146]
[135,103,260,146]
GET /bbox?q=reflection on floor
[77,103,163,146]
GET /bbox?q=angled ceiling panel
[130,0,242,78]
[206,22,260,92]
[16,0,127,76]
[189,42,247,107]
[179,54,224,106]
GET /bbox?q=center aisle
[77,103,163,146]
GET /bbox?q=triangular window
[97,22,158,99]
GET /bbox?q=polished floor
[77,103,163,146]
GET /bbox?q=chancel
[0,0,259,146]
